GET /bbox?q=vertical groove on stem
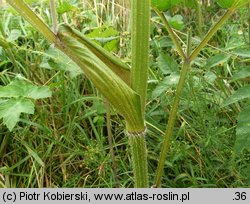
[105,101,119,186]
[154,61,190,187]
[50,0,58,34]
[196,0,203,38]
[129,0,150,187]
[128,134,148,188]
[131,0,150,114]
[248,3,250,45]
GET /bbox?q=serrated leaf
[235,105,250,152]
[222,85,250,107]
[0,98,34,131]
[206,53,230,68]
[27,86,52,99]
[152,72,180,98]
[0,79,51,99]
[157,53,179,75]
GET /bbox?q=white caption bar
[0,188,248,204]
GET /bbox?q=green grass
[0,0,250,187]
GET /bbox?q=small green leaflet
[232,48,250,58]
[222,86,250,107]
[152,73,180,98]
[168,15,185,30]
[230,66,250,82]
[206,53,230,68]
[235,105,250,153]
[7,29,22,42]
[57,0,77,14]
[0,79,51,131]
[157,53,179,75]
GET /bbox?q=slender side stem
[154,7,236,187]
[189,8,235,61]
[7,0,57,43]
[153,8,187,61]
[129,0,150,187]
[195,0,203,38]
[50,0,58,34]
[154,61,191,187]
[105,101,119,185]
[187,29,192,56]
[248,3,250,45]
[153,11,190,187]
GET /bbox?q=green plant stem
[131,0,150,113]
[7,0,57,43]
[49,0,58,33]
[129,0,150,187]
[195,0,203,38]
[128,133,148,188]
[154,7,236,188]
[153,9,190,187]
[105,101,119,185]
[248,3,250,45]
[189,8,235,61]
[153,8,187,61]
[154,61,190,187]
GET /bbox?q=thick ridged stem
[128,132,148,188]
[129,0,150,187]
[131,0,150,114]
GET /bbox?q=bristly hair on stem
[128,0,151,188]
